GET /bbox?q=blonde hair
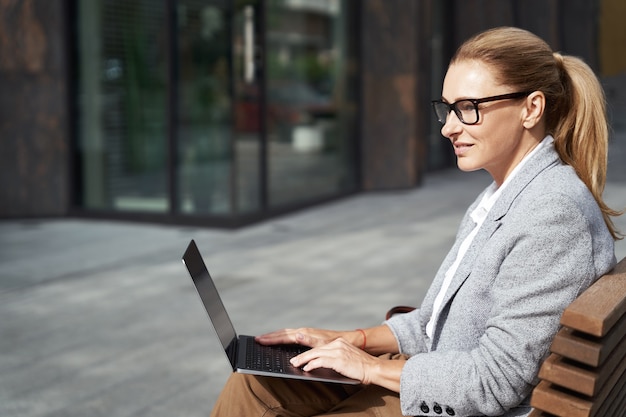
[451,27,623,240]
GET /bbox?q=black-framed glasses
[431,92,531,125]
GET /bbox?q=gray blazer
[386,143,616,417]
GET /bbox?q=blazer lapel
[419,196,484,336]
[434,217,501,325]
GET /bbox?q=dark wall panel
[452,0,515,49]
[450,0,597,65]
[360,0,423,190]
[0,0,69,217]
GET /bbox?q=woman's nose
[440,111,462,138]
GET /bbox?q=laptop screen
[182,240,237,352]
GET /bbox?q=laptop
[182,239,360,384]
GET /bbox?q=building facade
[1,0,624,227]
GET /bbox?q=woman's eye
[457,101,475,112]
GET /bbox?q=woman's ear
[522,91,546,129]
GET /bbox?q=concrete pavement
[1,168,626,417]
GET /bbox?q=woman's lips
[454,142,473,156]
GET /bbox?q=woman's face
[440,60,537,185]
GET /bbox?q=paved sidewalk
[1,168,625,417]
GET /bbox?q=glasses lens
[455,100,478,125]
[432,102,449,124]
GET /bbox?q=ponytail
[552,54,623,240]
[452,27,623,240]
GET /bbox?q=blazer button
[445,406,455,416]
[420,401,429,413]
[433,403,443,414]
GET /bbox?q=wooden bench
[386,256,626,417]
[529,255,626,417]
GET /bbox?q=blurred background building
[1,0,625,227]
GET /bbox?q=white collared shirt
[425,135,554,339]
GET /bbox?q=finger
[295,349,343,373]
[289,351,307,368]
[256,329,297,345]
[290,340,338,368]
[292,340,354,367]
[302,357,326,372]
[295,332,328,348]
[289,343,323,367]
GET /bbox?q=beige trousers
[210,354,406,417]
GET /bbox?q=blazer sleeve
[385,308,428,355]
[397,191,615,417]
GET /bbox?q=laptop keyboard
[245,338,308,373]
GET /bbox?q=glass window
[75,0,359,221]
[265,0,358,207]
[232,2,263,215]
[176,0,234,215]
[77,0,168,212]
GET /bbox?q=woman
[210,27,621,417]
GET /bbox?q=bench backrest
[529,256,626,417]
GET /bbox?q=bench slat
[538,354,598,396]
[550,312,626,366]
[531,380,593,417]
[532,358,626,416]
[550,327,603,366]
[539,339,626,397]
[560,257,626,337]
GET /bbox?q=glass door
[265,0,358,208]
[77,0,169,212]
[177,0,265,216]
[232,0,264,214]
[176,0,235,215]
